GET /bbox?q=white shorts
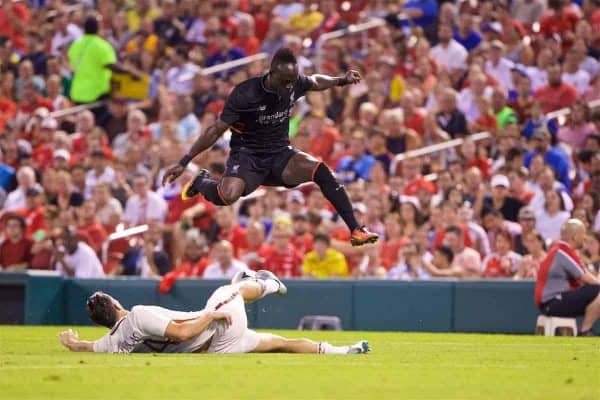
[205,285,260,354]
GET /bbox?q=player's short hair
[86,292,119,328]
[271,47,297,69]
[83,15,99,35]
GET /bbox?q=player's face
[270,64,299,96]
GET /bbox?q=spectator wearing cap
[524,127,572,190]
[336,130,376,184]
[4,166,39,212]
[123,173,167,226]
[203,240,248,280]
[52,149,71,171]
[165,46,201,96]
[0,214,32,271]
[480,174,524,222]
[536,189,571,242]
[302,233,348,279]
[53,226,105,278]
[533,63,579,114]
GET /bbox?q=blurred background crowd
[0,0,599,291]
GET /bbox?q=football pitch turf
[0,326,598,400]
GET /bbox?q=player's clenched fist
[162,164,185,186]
[343,70,362,85]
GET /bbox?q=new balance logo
[258,105,267,111]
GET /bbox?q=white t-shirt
[485,58,515,91]
[526,66,547,91]
[430,40,468,71]
[93,306,218,354]
[51,24,83,55]
[562,70,590,95]
[85,167,116,199]
[56,242,105,278]
[123,191,167,225]
[535,210,571,242]
[166,63,201,95]
[203,259,248,279]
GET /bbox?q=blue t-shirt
[0,164,15,191]
[336,155,376,184]
[401,0,438,28]
[453,29,482,51]
[524,148,571,191]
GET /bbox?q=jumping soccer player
[162,48,379,246]
[58,270,370,354]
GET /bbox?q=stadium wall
[2,273,599,334]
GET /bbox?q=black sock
[313,163,360,232]
[197,179,227,206]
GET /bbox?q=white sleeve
[93,333,111,353]
[131,307,172,338]
[76,244,106,278]
[123,197,136,224]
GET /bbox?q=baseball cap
[491,174,510,188]
[518,206,536,220]
[53,149,71,160]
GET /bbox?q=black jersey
[220,74,314,154]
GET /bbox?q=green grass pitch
[0,326,598,400]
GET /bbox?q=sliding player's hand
[344,70,362,85]
[58,329,78,347]
[162,164,185,186]
[210,311,233,326]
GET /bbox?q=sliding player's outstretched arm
[308,70,362,91]
[58,329,94,352]
[162,120,231,185]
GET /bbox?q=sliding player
[58,270,370,355]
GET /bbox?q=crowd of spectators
[0,0,599,290]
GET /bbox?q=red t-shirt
[15,207,46,238]
[540,12,579,38]
[380,237,410,270]
[534,83,579,114]
[0,238,33,268]
[290,233,313,254]
[404,110,425,136]
[19,97,54,115]
[232,36,260,56]
[166,195,215,231]
[310,126,341,167]
[483,255,512,278]
[0,4,30,52]
[261,244,304,278]
[218,225,248,258]
[158,257,212,294]
[0,97,17,131]
[78,222,108,254]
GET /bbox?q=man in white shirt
[4,166,41,212]
[458,71,494,123]
[58,270,369,355]
[203,240,248,279]
[485,40,515,91]
[526,47,553,91]
[85,150,115,199]
[430,23,468,73]
[166,46,201,95]
[53,227,105,279]
[123,173,168,226]
[50,10,83,55]
[562,49,591,95]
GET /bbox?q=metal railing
[200,52,269,76]
[100,224,149,264]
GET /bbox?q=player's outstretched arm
[58,329,94,352]
[308,70,361,92]
[164,310,232,342]
[162,120,231,186]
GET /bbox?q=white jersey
[92,306,219,354]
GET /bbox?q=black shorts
[224,146,299,195]
[540,285,600,318]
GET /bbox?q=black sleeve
[220,86,246,125]
[294,75,315,100]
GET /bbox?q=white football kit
[93,285,261,354]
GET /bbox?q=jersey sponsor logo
[257,109,291,125]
